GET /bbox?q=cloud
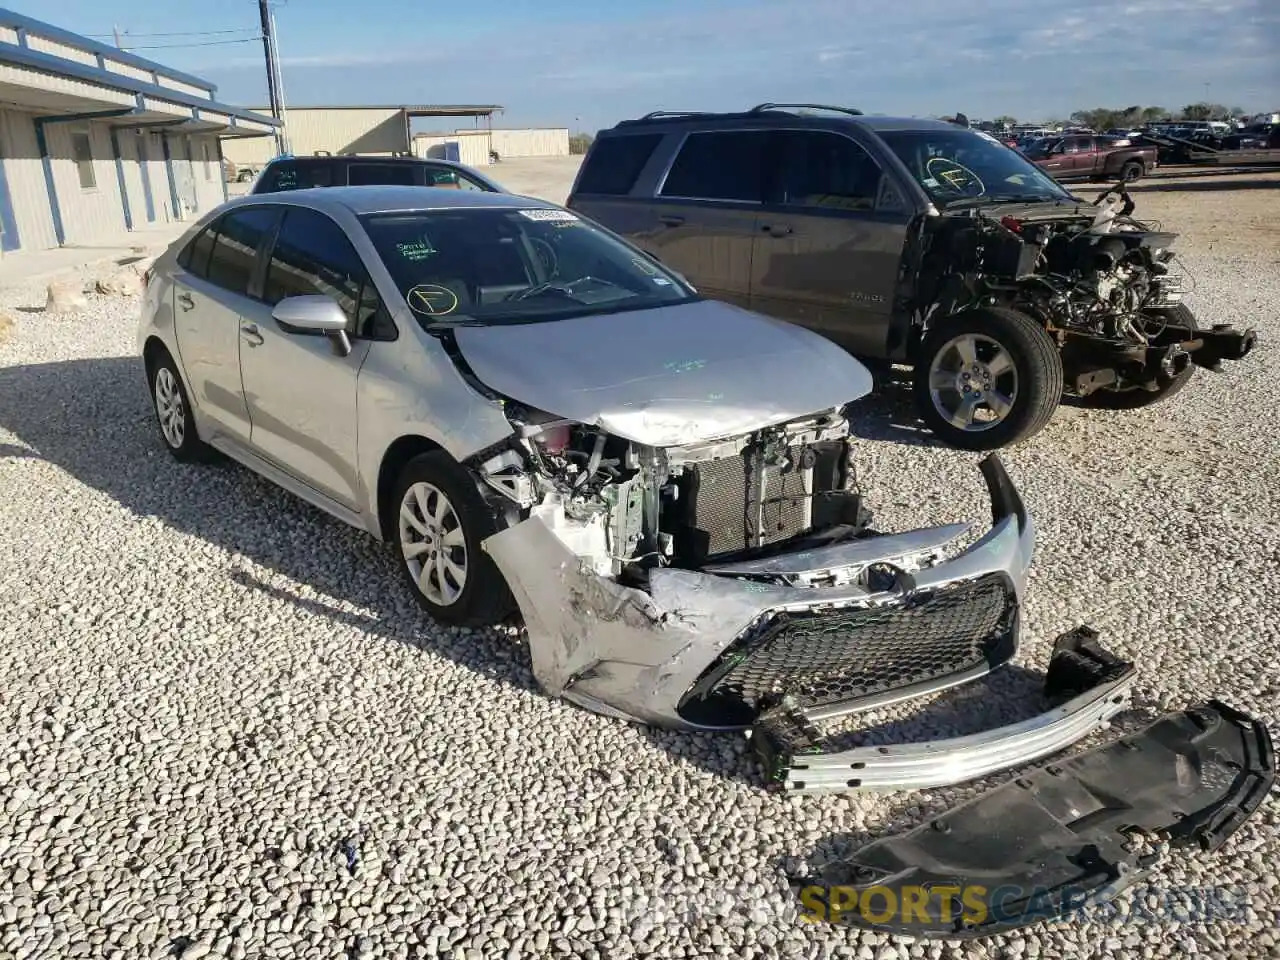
[185,0,1279,128]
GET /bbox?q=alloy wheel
[927,333,1019,432]
[154,367,186,448]
[398,481,468,606]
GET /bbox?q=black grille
[679,573,1017,727]
[679,446,812,560]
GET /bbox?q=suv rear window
[659,131,768,202]
[574,134,662,195]
[349,163,417,186]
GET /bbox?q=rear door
[171,207,280,443]
[645,129,769,309]
[749,129,910,358]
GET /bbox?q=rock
[0,310,13,345]
[95,272,141,297]
[44,279,89,313]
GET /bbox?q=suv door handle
[240,324,264,347]
[177,292,194,311]
[761,223,794,237]
[659,214,685,227]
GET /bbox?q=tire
[1120,160,1143,182]
[913,306,1064,451]
[1079,303,1198,410]
[392,450,515,628]
[149,348,217,462]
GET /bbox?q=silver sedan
[138,186,1046,750]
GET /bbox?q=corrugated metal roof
[253,104,504,116]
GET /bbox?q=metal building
[220,105,503,171]
[0,10,277,254]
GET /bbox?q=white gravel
[0,229,1277,960]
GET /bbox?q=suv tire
[1079,303,1198,410]
[392,450,515,628]
[913,307,1063,450]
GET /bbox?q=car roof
[608,109,967,135]
[264,154,476,170]
[225,185,556,215]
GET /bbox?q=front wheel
[393,451,515,628]
[913,307,1064,451]
[1078,303,1198,410]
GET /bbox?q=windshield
[360,208,696,325]
[878,129,1074,206]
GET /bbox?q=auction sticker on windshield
[518,209,579,222]
[406,284,459,316]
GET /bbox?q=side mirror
[272,295,352,357]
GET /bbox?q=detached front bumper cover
[794,700,1274,939]
[752,625,1137,793]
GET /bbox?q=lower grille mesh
[679,573,1016,727]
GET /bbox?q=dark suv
[249,154,505,195]
[566,104,1256,449]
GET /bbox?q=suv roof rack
[615,104,864,128]
[748,102,864,117]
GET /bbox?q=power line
[86,27,260,39]
[121,37,263,50]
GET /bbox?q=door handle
[761,223,794,237]
[659,214,685,227]
[240,324,264,347]
[177,292,194,311]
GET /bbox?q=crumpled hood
[452,299,874,446]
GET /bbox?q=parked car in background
[1021,134,1158,182]
[566,104,1256,449]
[248,154,505,195]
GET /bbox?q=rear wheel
[1079,303,1198,410]
[149,348,217,462]
[913,307,1063,450]
[1120,160,1143,182]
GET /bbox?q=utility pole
[113,25,122,47]
[258,0,285,155]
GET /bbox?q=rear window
[659,131,769,202]
[255,160,334,192]
[574,134,662,196]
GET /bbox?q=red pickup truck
[1021,134,1159,182]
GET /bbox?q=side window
[204,207,280,295]
[424,166,488,191]
[574,133,662,195]
[71,129,96,189]
[659,131,768,202]
[348,163,416,186]
[265,208,395,340]
[261,161,334,191]
[178,220,220,280]
[774,131,882,211]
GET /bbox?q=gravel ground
[1,180,1278,960]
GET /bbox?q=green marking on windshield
[664,359,706,374]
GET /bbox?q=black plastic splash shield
[795,700,1273,939]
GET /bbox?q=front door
[750,129,910,359]
[643,129,769,310]
[240,206,377,508]
[171,207,280,443]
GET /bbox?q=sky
[26,0,1280,132]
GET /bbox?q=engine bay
[471,404,872,584]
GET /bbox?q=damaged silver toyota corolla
[142,187,1119,786]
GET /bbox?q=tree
[994,114,1017,129]
[568,132,594,155]
[1140,106,1168,123]
[1179,102,1230,120]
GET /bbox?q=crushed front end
[475,402,1037,734]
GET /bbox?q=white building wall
[474,128,570,158]
[44,120,127,245]
[221,107,408,168]
[413,131,492,167]
[0,108,59,252]
[143,131,176,223]
[190,134,225,211]
[116,129,152,228]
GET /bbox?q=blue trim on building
[33,108,136,246]
[0,9,218,93]
[0,150,21,251]
[161,133,179,220]
[108,127,132,231]
[0,41,280,129]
